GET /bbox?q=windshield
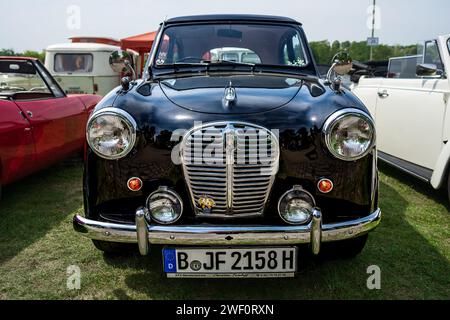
[0,60,51,94]
[54,53,93,73]
[154,24,309,68]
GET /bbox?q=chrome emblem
[223,81,237,107]
[198,196,216,214]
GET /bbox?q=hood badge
[198,196,216,214]
[223,81,237,108]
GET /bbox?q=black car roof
[164,14,302,25]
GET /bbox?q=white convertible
[352,35,450,200]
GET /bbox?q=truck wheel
[92,240,137,255]
[322,234,368,259]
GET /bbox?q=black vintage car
[74,15,381,278]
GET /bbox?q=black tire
[92,240,137,255]
[321,234,368,259]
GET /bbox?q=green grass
[0,159,449,300]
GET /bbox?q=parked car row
[1,14,447,279]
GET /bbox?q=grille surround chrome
[180,122,280,218]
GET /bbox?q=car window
[54,53,93,73]
[155,23,309,67]
[424,40,444,72]
[0,60,51,94]
[242,52,262,64]
[282,33,306,66]
[387,55,422,79]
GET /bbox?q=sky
[1,0,449,52]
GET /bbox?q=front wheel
[321,234,368,259]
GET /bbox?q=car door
[13,61,87,169]
[0,100,35,185]
[375,40,449,171]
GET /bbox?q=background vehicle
[74,15,381,278]
[45,39,137,96]
[352,35,450,200]
[0,57,101,195]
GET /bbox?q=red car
[0,57,101,195]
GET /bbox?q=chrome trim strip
[378,152,430,182]
[322,108,376,161]
[135,207,149,255]
[310,208,322,255]
[225,125,235,212]
[73,208,381,250]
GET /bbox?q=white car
[352,35,450,200]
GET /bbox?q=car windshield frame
[150,21,318,77]
[0,59,66,98]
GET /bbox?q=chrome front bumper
[73,208,381,255]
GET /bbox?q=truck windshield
[154,24,309,69]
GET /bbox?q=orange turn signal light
[317,178,333,193]
[127,177,143,191]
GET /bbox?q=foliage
[0,48,45,63]
[310,41,418,64]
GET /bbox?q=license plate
[163,247,297,278]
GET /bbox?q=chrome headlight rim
[145,187,184,225]
[277,186,316,225]
[86,107,137,160]
[323,108,376,161]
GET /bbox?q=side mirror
[109,50,136,79]
[326,51,353,89]
[332,51,353,75]
[416,63,438,77]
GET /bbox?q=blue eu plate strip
[163,248,177,273]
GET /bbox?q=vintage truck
[352,35,450,201]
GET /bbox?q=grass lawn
[0,159,449,300]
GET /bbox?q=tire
[92,240,137,255]
[321,234,368,259]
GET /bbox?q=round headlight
[278,186,315,225]
[323,108,375,161]
[146,187,183,224]
[87,108,137,160]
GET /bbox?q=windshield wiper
[204,59,256,67]
[153,61,321,85]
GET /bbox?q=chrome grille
[181,122,279,218]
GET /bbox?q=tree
[22,51,45,63]
[0,49,45,63]
[309,41,418,64]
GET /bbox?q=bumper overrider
[73,207,381,255]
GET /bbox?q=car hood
[159,75,303,114]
